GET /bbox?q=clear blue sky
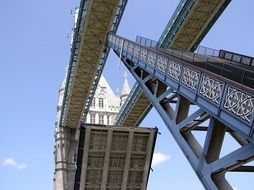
[0,0,253,190]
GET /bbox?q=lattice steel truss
[108,33,254,190]
[59,0,128,129]
[115,0,232,128]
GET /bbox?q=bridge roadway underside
[74,124,157,190]
[116,0,231,127]
[64,0,120,129]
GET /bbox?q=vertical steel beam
[175,95,191,124]
[79,128,91,190]
[206,118,226,163]
[121,131,134,190]
[101,130,113,190]
[141,132,155,190]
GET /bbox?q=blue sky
[0,0,253,190]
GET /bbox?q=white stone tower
[53,73,131,189]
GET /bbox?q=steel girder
[80,0,128,123]
[108,33,254,189]
[158,0,231,51]
[115,0,231,128]
[59,0,128,129]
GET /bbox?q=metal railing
[114,35,254,125]
[136,36,157,48]
[196,46,220,57]
[157,47,254,88]
[108,33,254,140]
[219,49,254,66]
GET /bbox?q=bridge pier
[53,127,77,190]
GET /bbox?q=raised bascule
[54,0,254,190]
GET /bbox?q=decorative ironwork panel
[181,66,200,91]
[134,45,140,58]
[167,60,181,81]
[140,48,148,62]
[147,51,157,66]
[128,42,134,54]
[199,75,224,104]
[116,38,120,48]
[156,56,168,72]
[113,36,117,46]
[123,41,128,51]
[111,36,116,44]
[224,87,254,123]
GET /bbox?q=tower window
[99,114,104,124]
[90,114,95,124]
[99,98,104,108]
[107,115,110,125]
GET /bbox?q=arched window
[90,114,95,124]
[91,98,95,107]
[99,114,104,124]
[107,115,110,125]
[99,98,104,108]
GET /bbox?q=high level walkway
[115,0,231,127]
[108,33,254,190]
[59,0,127,129]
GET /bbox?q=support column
[121,131,134,190]
[101,129,113,190]
[141,132,155,190]
[54,127,77,190]
[206,119,226,163]
[175,95,190,124]
[79,127,91,190]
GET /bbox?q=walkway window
[99,114,104,124]
[90,114,95,124]
[99,98,104,108]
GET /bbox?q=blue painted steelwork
[115,35,156,126]
[108,33,254,142]
[108,33,254,190]
[115,0,232,126]
[59,0,128,127]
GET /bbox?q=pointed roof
[98,75,120,107]
[121,71,130,96]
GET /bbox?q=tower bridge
[54,0,254,189]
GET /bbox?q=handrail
[108,33,254,127]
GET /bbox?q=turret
[120,71,130,106]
